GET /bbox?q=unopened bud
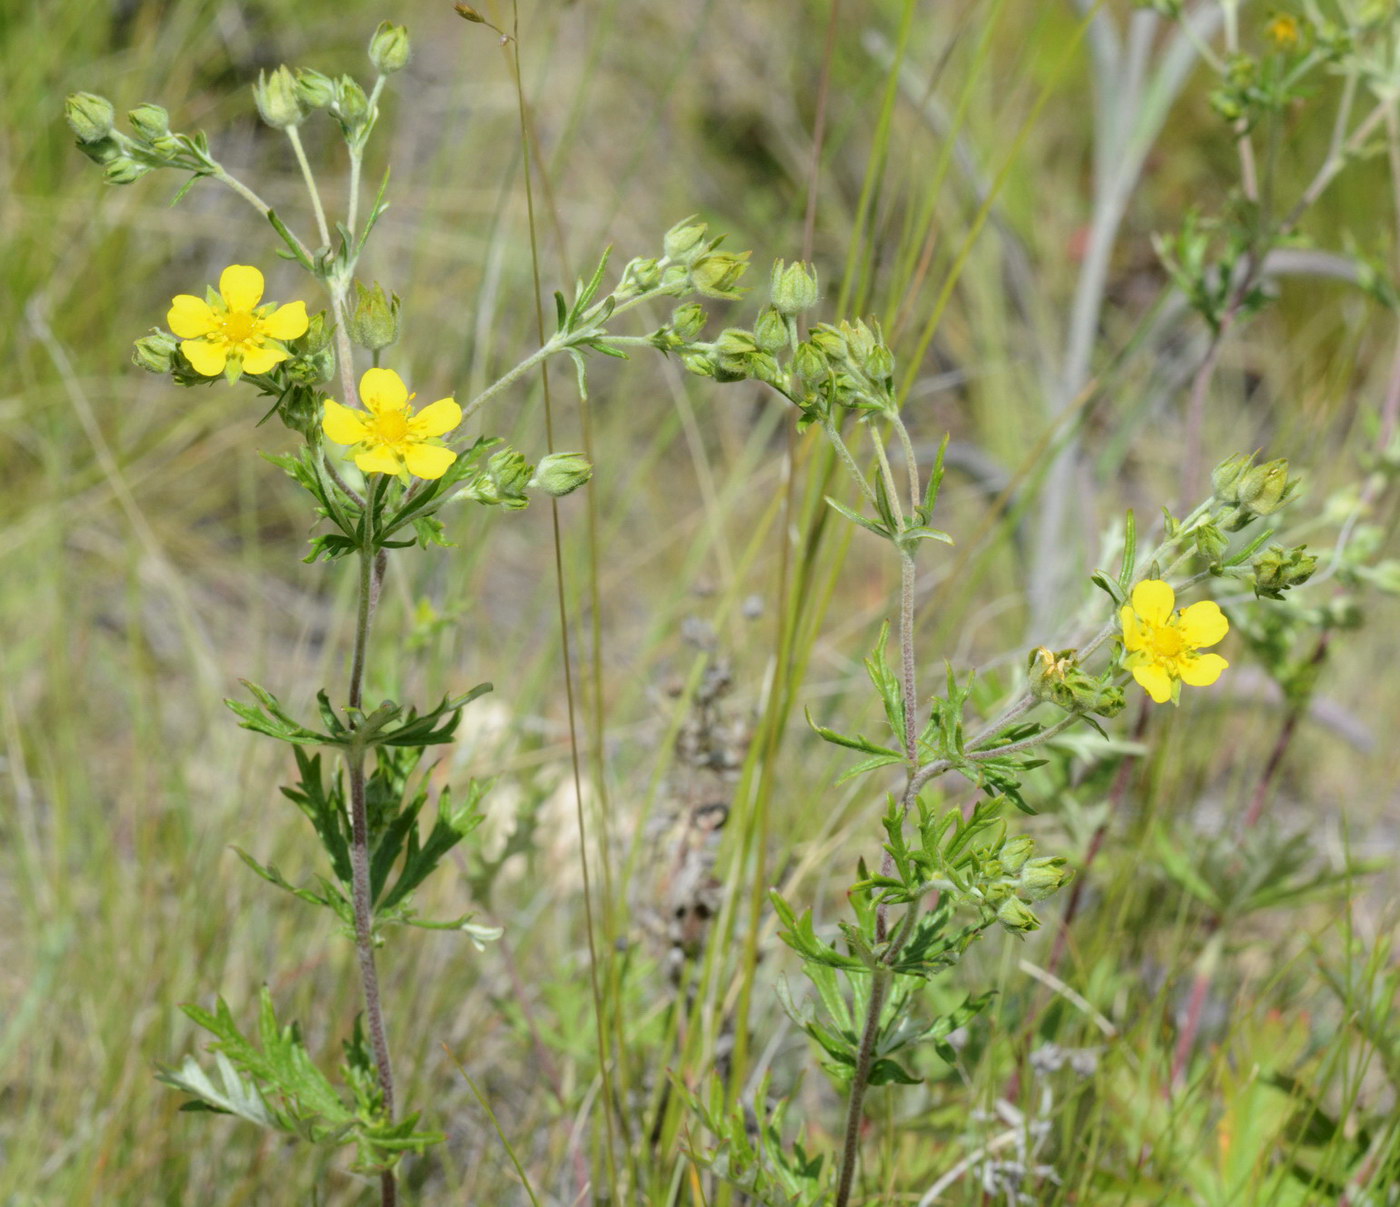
[333,76,371,137]
[996,896,1040,933]
[529,452,592,497]
[792,340,828,383]
[253,65,305,129]
[75,135,123,167]
[753,304,788,352]
[104,156,151,185]
[369,22,411,74]
[663,216,708,263]
[999,836,1034,876]
[347,281,401,352]
[668,303,707,343]
[295,68,338,110]
[690,250,750,299]
[770,259,819,316]
[127,103,170,142]
[1018,857,1072,902]
[1211,452,1254,503]
[1238,458,1294,515]
[1252,543,1318,599]
[132,329,177,374]
[65,92,115,143]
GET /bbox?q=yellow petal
[409,397,462,439]
[354,446,403,476]
[322,400,370,444]
[1177,600,1228,649]
[1130,579,1175,626]
[403,443,457,480]
[1132,663,1173,704]
[240,344,288,375]
[359,367,409,413]
[219,264,265,311]
[262,300,308,340]
[1179,652,1228,687]
[168,294,217,338]
[180,338,228,376]
[1120,605,1147,651]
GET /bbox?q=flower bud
[295,68,339,110]
[622,256,662,292]
[347,281,401,352]
[770,258,819,316]
[369,21,411,74]
[996,896,1040,933]
[253,65,306,129]
[792,340,828,384]
[663,216,708,263]
[808,323,847,360]
[1238,458,1295,515]
[103,156,151,185]
[690,250,750,299]
[65,92,115,143]
[668,303,707,343]
[1251,543,1318,599]
[999,835,1034,877]
[753,304,788,352]
[529,452,592,497]
[127,103,170,142]
[1211,452,1254,503]
[680,349,717,379]
[1018,857,1072,902]
[333,76,371,137]
[132,329,177,374]
[75,135,123,166]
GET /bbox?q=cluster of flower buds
[64,92,214,185]
[1212,452,1300,530]
[1250,543,1318,599]
[981,836,1074,934]
[1026,646,1126,717]
[455,447,589,507]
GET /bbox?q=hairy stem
[834,971,890,1207]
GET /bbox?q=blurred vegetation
[4,0,1400,1202]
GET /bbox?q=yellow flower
[322,367,461,480]
[1120,580,1229,705]
[1266,14,1300,50]
[167,265,308,379]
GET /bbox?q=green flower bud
[347,281,401,352]
[1211,452,1254,503]
[1026,646,1124,717]
[663,216,708,263]
[147,134,186,159]
[792,339,828,383]
[529,452,592,497]
[1018,857,1072,902]
[1238,458,1295,515]
[999,835,1034,877]
[103,156,151,185]
[127,103,170,142]
[753,304,789,353]
[369,21,411,74]
[295,68,339,110]
[668,303,707,342]
[808,323,847,360]
[865,342,895,383]
[1193,520,1228,563]
[65,92,115,143]
[461,447,533,510]
[770,258,820,316]
[132,329,178,374]
[286,312,336,385]
[680,349,717,379]
[843,319,877,368]
[75,134,123,166]
[333,76,371,137]
[996,896,1041,933]
[253,65,306,130]
[622,256,662,292]
[1251,543,1318,599]
[690,249,750,299]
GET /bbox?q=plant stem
[346,528,396,1205]
[834,970,890,1207]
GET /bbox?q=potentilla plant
[67,22,755,1205]
[657,260,1320,1204]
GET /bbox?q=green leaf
[824,495,891,540]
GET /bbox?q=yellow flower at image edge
[168,265,308,378]
[323,368,461,480]
[1120,580,1229,705]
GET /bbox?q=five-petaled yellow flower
[168,264,308,379]
[1266,14,1300,51]
[322,367,461,480]
[1120,580,1229,705]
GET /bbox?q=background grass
[4,0,1399,1202]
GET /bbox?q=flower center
[221,311,258,345]
[1147,622,1187,662]
[369,409,411,446]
